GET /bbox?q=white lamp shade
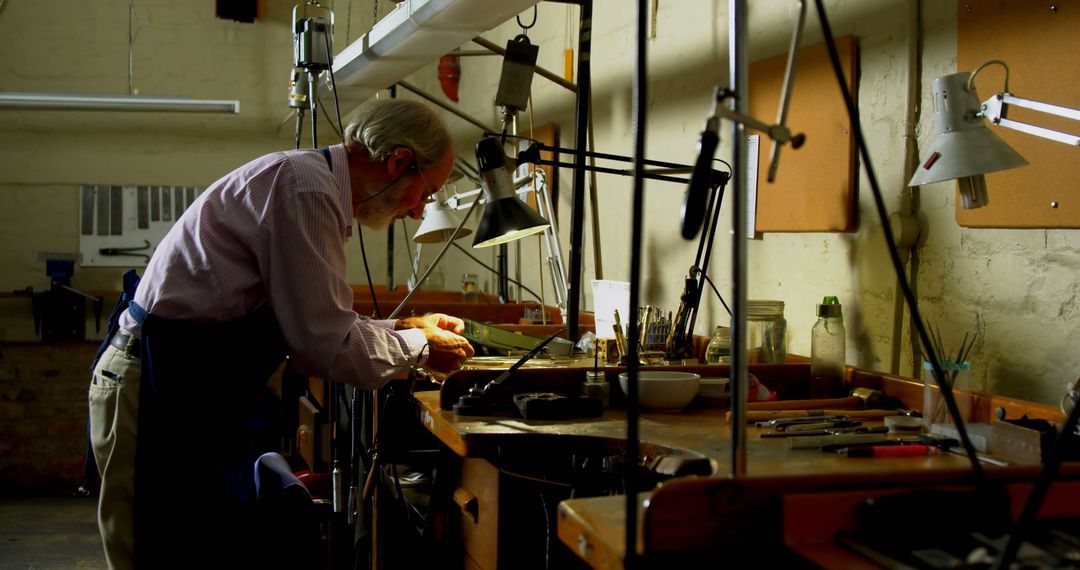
[413,200,471,243]
[908,72,1028,187]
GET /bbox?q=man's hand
[420,327,475,374]
[397,313,465,334]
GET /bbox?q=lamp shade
[472,197,550,248]
[413,200,471,243]
[471,137,548,248]
[908,72,1027,187]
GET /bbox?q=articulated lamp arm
[980,92,1080,146]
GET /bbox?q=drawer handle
[454,488,479,524]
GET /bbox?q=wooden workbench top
[412,365,1071,569]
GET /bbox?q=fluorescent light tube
[0,92,240,113]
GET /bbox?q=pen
[837,444,939,458]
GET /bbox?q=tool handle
[734,409,898,423]
[747,396,862,411]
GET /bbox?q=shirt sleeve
[262,178,424,389]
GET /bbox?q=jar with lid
[704,326,731,364]
[810,301,846,397]
[582,370,610,407]
[747,300,786,364]
[461,273,479,302]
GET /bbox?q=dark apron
[128,298,288,566]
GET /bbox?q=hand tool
[755,415,848,428]
[733,409,906,423]
[788,434,920,449]
[99,240,152,263]
[836,444,939,457]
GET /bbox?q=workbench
[413,363,1076,569]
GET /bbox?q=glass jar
[582,370,610,408]
[705,326,731,364]
[747,300,786,364]
[461,273,479,302]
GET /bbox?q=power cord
[451,242,544,303]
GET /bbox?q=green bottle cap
[821,295,842,323]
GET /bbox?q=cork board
[751,36,857,232]
[956,1,1080,228]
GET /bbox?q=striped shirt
[119,144,427,389]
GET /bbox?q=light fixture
[0,92,240,114]
[471,137,549,249]
[908,61,1079,209]
[331,0,541,100]
[413,198,472,243]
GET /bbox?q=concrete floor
[0,496,105,569]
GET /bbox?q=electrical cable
[450,242,543,303]
[356,222,383,319]
[702,273,732,317]
[813,0,983,478]
[323,27,347,146]
[317,93,344,140]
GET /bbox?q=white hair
[344,99,451,168]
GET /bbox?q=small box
[991,420,1056,465]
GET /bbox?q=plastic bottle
[810,297,846,398]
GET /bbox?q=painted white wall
[2,0,1076,406]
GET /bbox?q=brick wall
[0,342,97,497]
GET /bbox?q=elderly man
[88,99,474,568]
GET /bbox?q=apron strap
[320,147,332,172]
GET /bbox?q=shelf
[332,0,540,99]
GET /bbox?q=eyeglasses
[413,164,438,204]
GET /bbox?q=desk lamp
[413,196,472,244]
[908,60,1080,208]
[471,137,550,248]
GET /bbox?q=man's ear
[386,147,415,176]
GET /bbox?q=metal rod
[688,180,728,341]
[587,112,604,280]
[529,142,702,170]
[729,0,749,479]
[472,36,579,93]
[566,0,592,345]
[398,80,493,132]
[309,72,319,148]
[625,0,647,564]
[531,159,690,184]
[388,197,481,320]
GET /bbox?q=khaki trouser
[89,338,140,570]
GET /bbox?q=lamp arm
[981,92,1080,146]
[445,172,536,211]
[388,196,481,320]
[533,170,570,313]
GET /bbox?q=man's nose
[407,204,424,220]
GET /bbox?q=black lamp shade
[472,196,549,248]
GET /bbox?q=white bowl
[618,371,701,411]
[698,377,730,397]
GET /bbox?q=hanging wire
[127,0,139,95]
[517,5,537,33]
[451,243,544,304]
[345,0,353,44]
